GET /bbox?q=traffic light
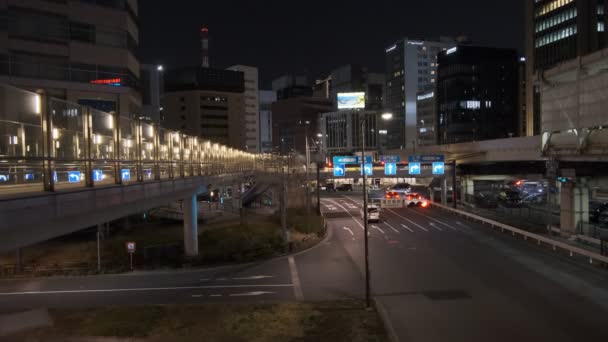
[557,176,571,183]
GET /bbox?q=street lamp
[361,112,392,308]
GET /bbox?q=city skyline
[139,0,524,86]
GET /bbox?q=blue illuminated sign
[144,169,152,179]
[24,174,34,181]
[0,174,9,182]
[408,155,445,163]
[380,155,401,163]
[53,171,57,183]
[333,164,345,177]
[432,162,445,175]
[121,169,131,181]
[360,163,373,176]
[93,169,104,182]
[68,171,81,183]
[409,162,421,175]
[333,156,372,165]
[385,163,397,176]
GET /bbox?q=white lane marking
[409,209,458,230]
[209,294,222,297]
[216,278,227,281]
[0,284,294,296]
[229,291,276,297]
[200,278,210,282]
[232,275,274,281]
[384,222,400,234]
[429,222,443,231]
[388,209,428,232]
[372,225,386,235]
[400,224,414,233]
[288,256,304,301]
[192,294,203,298]
[343,227,355,236]
[326,199,365,231]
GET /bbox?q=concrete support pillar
[183,194,199,257]
[441,178,448,205]
[560,182,589,236]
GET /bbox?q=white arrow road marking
[400,224,414,233]
[326,199,365,231]
[232,275,274,280]
[384,222,400,234]
[429,222,443,231]
[343,227,355,236]
[388,209,428,232]
[229,291,276,297]
[372,225,386,234]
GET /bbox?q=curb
[373,297,399,342]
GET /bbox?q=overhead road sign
[408,155,445,163]
[409,162,421,175]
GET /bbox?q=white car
[404,193,424,207]
[387,183,411,195]
[361,204,380,223]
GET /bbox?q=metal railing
[430,202,608,265]
[0,83,260,196]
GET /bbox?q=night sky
[139,0,524,88]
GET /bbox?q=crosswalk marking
[384,222,400,234]
[400,224,414,233]
[388,209,429,232]
[429,222,443,231]
[372,225,386,235]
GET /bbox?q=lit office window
[535,0,574,17]
[599,22,606,32]
[599,4,605,15]
[535,8,577,33]
[535,25,577,47]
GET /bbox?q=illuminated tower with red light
[200,25,210,68]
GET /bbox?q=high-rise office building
[162,67,245,148]
[259,90,276,153]
[227,65,259,153]
[313,76,332,99]
[384,37,455,150]
[140,64,163,124]
[330,64,385,110]
[0,0,141,117]
[416,88,437,147]
[525,0,607,136]
[271,75,312,100]
[437,46,519,144]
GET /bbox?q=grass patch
[13,301,387,342]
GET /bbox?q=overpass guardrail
[0,83,278,197]
[430,202,608,265]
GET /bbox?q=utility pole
[361,119,371,309]
[316,163,321,215]
[452,159,457,209]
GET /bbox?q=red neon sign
[90,78,122,86]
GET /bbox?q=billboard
[337,92,366,109]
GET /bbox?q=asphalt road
[1,194,608,341]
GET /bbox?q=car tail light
[395,194,400,199]
[418,196,422,200]
[385,195,390,199]
[406,195,412,200]
[421,201,429,208]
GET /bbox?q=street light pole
[361,117,371,309]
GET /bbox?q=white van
[361,204,380,223]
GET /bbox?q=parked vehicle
[361,204,380,223]
[598,211,608,227]
[519,192,547,206]
[337,184,353,191]
[385,191,401,199]
[474,191,498,208]
[404,193,424,207]
[325,183,336,192]
[590,202,608,223]
[387,183,411,195]
[498,190,522,207]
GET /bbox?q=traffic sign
[409,162,421,175]
[360,163,373,176]
[121,169,131,181]
[408,155,445,163]
[333,155,373,165]
[334,164,345,177]
[432,162,445,175]
[380,155,401,163]
[385,163,397,176]
[93,169,103,182]
[126,241,136,253]
[68,171,81,183]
